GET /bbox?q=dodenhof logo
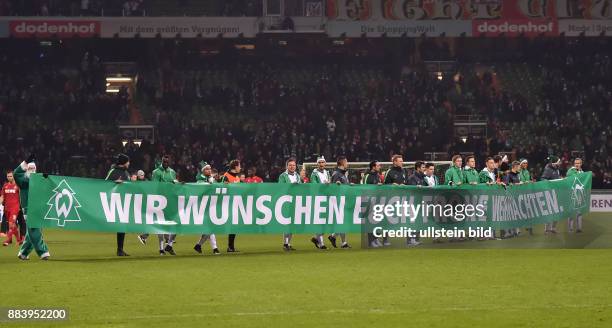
[44,180,82,227]
[473,19,558,37]
[570,176,587,210]
[9,20,100,38]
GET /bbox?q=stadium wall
[0,16,610,39]
[591,191,612,213]
[0,19,7,37]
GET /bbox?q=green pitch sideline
[16,154,50,261]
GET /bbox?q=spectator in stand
[81,0,90,15]
[0,0,11,16]
[40,1,49,15]
[123,0,143,16]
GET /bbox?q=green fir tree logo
[44,180,82,227]
[570,176,586,210]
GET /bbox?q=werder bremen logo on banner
[44,179,82,227]
[570,176,587,210]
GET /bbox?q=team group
[6,151,585,260]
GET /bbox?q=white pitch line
[71,303,612,322]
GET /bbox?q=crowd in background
[0,0,263,17]
[0,0,153,16]
[137,58,455,182]
[487,39,612,189]
[0,41,128,177]
[0,37,610,188]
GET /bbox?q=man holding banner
[423,163,438,187]
[445,155,464,186]
[278,158,301,251]
[407,161,427,186]
[405,161,424,246]
[193,162,221,255]
[566,158,584,233]
[135,170,171,256]
[423,162,444,243]
[310,156,330,249]
[463,156,479,185]
[329,156,351,249]
[221,159,242,252]
[383,154,407,185]
[362,160,382,247]
[519,159,532,183]
[16,155,50,260]
[105,153,131,256]
[147,155,178,255]
[518,158,533,235]
[383,154,408,246]
[542,156,562,234]
[479,157,497,184]
[479,157,501,239]
[504,161,523,238]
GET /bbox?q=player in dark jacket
[362,160,382,247]
[542,155,562,233]
[384,154,407,185]
[502,161,523,238]
[330,158,350,185]
[541,158,561,181]
[405,161,424,246]
[503,161,522,185]
[361,160,382,185]
[407,161,427,186]
[328,156,351,248]
[105,153,131,256]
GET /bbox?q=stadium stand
[0,37,610,187]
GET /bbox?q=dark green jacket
[310,169,330,184]
[196,173,217,184]
[479,168,496,184]
[566,167,583,178]
[444,166,464,185]
[152,167,177,182]
[463,167,479,184]
[519,169,531,183]
[278,171,302,184]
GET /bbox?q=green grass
[1,213,612,327]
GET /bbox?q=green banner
[26,173,592,234]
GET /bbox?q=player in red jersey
[244,167,263,183]
[1,170,22,246]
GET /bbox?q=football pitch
[2,213,611,327]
